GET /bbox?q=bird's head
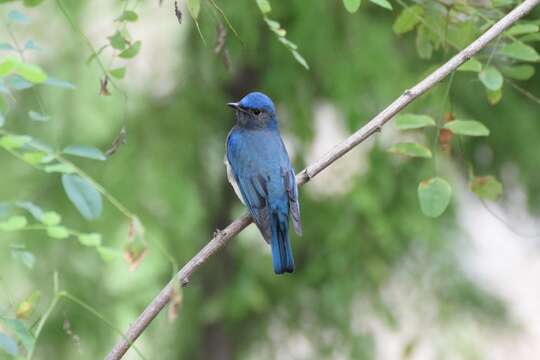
[227,92,277,129]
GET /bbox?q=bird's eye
[252,109,261,116]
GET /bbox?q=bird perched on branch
[225,92,302,274]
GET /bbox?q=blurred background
[1,0,540,359]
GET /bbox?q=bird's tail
[270,211,294,274]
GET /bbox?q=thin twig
[105,1,540,359]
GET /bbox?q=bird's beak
[227,102,240,110]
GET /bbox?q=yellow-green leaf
[478,66,503,91]
[46,226,70,239]
[500,65,535,80]
[388,142,432,158]
[108,31,127,50]
[395,113,436,129]
[392,5,423,34]
[369,0,392,10]
[506,24,539,36]
[470,175,503,201]
[0,56,19,77]
[457,58,482,72]
[16,291,41,319]
[187,0,201,19]
[44,163,75,174]
[41,211,61,226]
[118,41,141,59]
[256,0,271,13]
[116,10,138,22]
[343,0,361,13]
[15,63,47,83]
[418,177,452,218]
[444,120,489,136]
[109,67,126,79]
[499,41,540,62]
[486,88,502,105]
[78,233,102,247]
[97,246,120,262]
[0,135,32,150]
[0,216,27,231]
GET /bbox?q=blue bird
[225,92,302,274]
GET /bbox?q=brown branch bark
[105,1,540,358]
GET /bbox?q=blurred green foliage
[0,0,539,359]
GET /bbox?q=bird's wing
[283,167,302,236]
[226,131,272,242]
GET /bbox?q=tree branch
[105,1,540,358]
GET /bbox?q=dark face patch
[235,107,273,129]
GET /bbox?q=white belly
[225,156,245,205]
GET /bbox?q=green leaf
[0,113,4,127]
[15,63,47,83]
[266,20,284,36]
[470,175,503,201]
[0,317,34,354]
[486,88,502,105]
[116,10,138,22]
[520,33,540,42]
[392,5,423,34]
[97,246,120,262]
[23,0,45,6]
[394,113,436,129]
[418,177,452,218]
[7,10,29,24]
[187,0,201,19]
[15,201,43,221]
[444,120,490,136]
[500,65,535,80]
[46,225,69,239]
[41,211,61,226]
[292,50,309,70]
[28,110,50,122]
[108,31,127,50]
[23,152,49,165]
[118,41,141,59]
[15,291,41,319]
[499,41,540,61]
[22,150,47,165]
[256,0,271,14]
[343,0,361,13]
[63,145,106,161]
[478,66,503,91]
[416,25,432,59]
[0,332,18,356]
[388,142,432,158]
[0,56,19,77]
[278,36,298,50]
[44,163,75,173]
[62,174,102,220]
[0,216,27,231]
[457,58,482,72]
[369,0,392,10]
[44,77,76,89]
[78,233,102,247]
[0,135,31,150]
[266,18,286,36]
[506,23,538,36]
[109,67,126,79]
